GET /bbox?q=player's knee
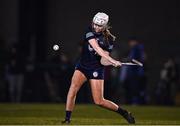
[70,84,78,90]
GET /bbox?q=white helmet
[93,12,109,26]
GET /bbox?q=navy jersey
[79,26,114,70]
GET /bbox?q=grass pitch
[0,104,180,125]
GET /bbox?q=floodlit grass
[0,104,180,125]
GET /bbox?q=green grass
[0,104,180,125]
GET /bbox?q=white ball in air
[53,44,59,51]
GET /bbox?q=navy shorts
[75,63,104,80]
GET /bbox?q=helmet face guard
[92,12,109,32]
[92,23,105,33]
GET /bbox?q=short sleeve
[83,26,96,41]
[85,32,96,41]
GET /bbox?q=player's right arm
[88,39,121,67]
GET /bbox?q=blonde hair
[103,25,116,43]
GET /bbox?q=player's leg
[89,79,135,124]
[62,70,87,123]
[90,79,118,110]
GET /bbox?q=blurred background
[0,0,180,105]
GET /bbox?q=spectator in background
[120,36,147,105]
[156,57,179,105]
[104,48,121,102]
[45,53,73,102]
[5,43,25,102]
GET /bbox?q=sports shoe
[61,119,70,124]
[122,111,135,124]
